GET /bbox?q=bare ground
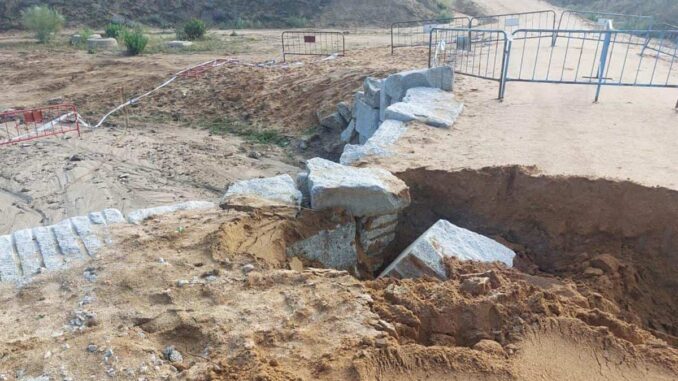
[1,0,678,378]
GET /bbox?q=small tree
[21,5,65,43]
[105,23,127,39]
[183,19,207,40]
[123,28,149,55]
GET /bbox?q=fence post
[428,29,434,68]
[499,36,512,100]
[594,28,613,103]
[391,24,395,55]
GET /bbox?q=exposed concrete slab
[87,37,119,51]
[220,175,302,211]
[13,229,43,276]
[384,87,463,128]
[306,158,410,217]
[340,120,356,143]
[0,235,21,281]
[71,216,103,257]
[88,212,106,225]
[340,120,408,165]
[363,77,383,108]
[355,98,381,142]
[380,67,454,121]
[102,209,126,224]
[286,221,358,271]
[52,220,87,260]
[127,201,216,225]
[166,40,193,49]
[380,220,516,280]
[33,227,64,270]
[320,112,348,131]
[337,101,352,122]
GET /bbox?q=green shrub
[183,18,207,40]
[123,28,149,55]
[21,5,65,43]
[105,23,127,39]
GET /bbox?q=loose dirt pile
[0,207,675,380]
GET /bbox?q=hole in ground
[383,165,678,345]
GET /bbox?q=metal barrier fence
[641,24,678,59]
[428,28,509,98]
[429,27,678,103]
[391,17,471,53]
[506,28,678,102]
[0,104,81,146]
[553,10,655,46]
[281,31,345,62]
[557,10,654,32]
[470,10,557,36]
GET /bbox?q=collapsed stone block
[166,40,194,49]
[220,174,302,211]
[380,67,454,120]
[319,111,348,131]
[358,213,399,270]
[306,158,410,217]
[337,101,352,122]
[286,219,358,272]
[340,120,356,143]
[354,97,381,142]
[0,235,20,282]
[380,220,516,280]
[87,37,119,51]
[128,201,215,225]
[340,119,407,165]
[384,87,463,128]
[363,77,383,108]
[0,208,126,283]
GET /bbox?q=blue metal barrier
[428,26,678,105]
[391,17,472,54]
[429,28,509,98]
[471,10,557,36]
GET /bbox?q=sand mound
[0,208,675,380]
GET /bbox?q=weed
[204,118,289,146]
[21,6,64,43]
[123,28,149,55]
[184,19,207,40]
[105,23,127,39]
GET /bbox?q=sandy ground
[0,208,675,380]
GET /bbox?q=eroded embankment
[390,166,678,344]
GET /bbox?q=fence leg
[594,31,612,103]
[428,30,434,68]
[499,39,512,100]
[391,26,394,55]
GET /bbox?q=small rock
[584,267,604,277]
[247,151,262,159]
[87,344,98,353]
[48,97,64,105]
[83,268,97,282]
[590,254,621,274]
[68,154,83,162]
[176,279,189,287]
[336,102,352,122]
[163,346,183,363]
[473,339,505,355]
[242,264,255,273]
[374,338,388,348]
[461,276,491,296]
